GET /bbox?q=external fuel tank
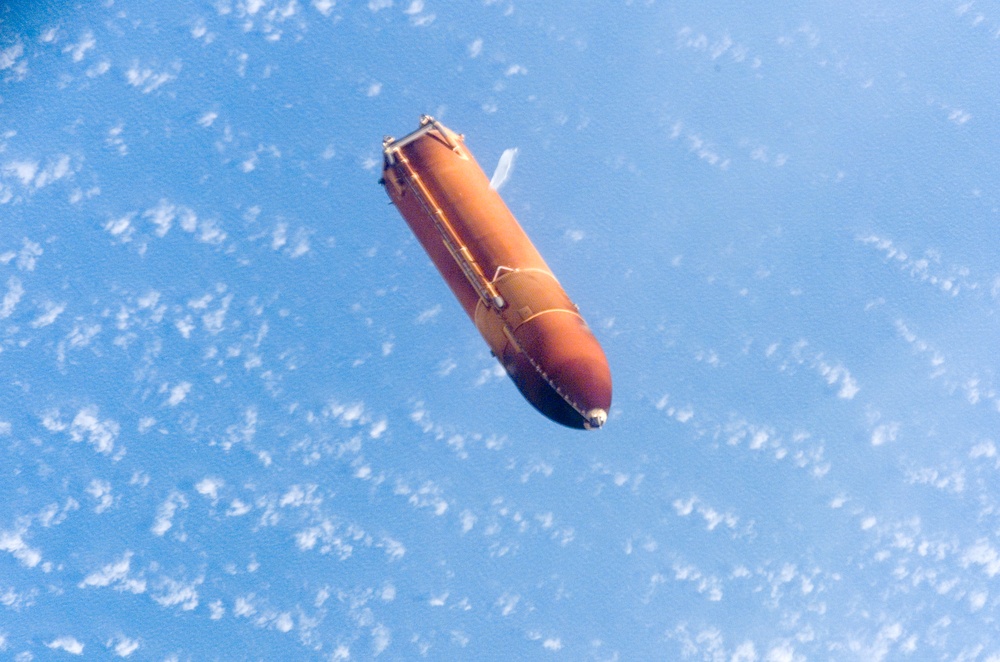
[381,116,612,429]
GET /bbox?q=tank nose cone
[583,408,607,430]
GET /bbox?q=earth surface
[2,1,1000,659]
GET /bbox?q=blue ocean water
[1,1,999,659]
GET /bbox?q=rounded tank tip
[583,409,607,430]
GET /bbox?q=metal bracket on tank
[382,115,460,167]
[383,119,505,311]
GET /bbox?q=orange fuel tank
[381,116,611,429]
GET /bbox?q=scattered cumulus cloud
[151,491,189,536]
[416,304,442,323]
[86,479,114,513]
[151,575,202,611]
[106,123,127,155]
[108,635,140,658]
[4,160,37,186]
[665,119,731,170]
[125,61,178,93]
[963,539,1000,577]
[0,527,42,569]
[63,31,96,62]
[68,406,120,455]
[312,0,336,16]
[46,636,84,655]
[676,26,761,68]
[166,381,192,406]
[766,339,859,400]
[859,234,979,298]
[195,477,225,500]
[198,110,219,127]
[79,551,146,594]
[871,422,900,446]
[0,277,24,318]
[227,499,252,517]
[16,239,42,271]
[30,301,66,328]
[0,41,24,70]
[85,59,110,77]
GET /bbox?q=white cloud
[106,123,127,155]
[143,200,176,237]
[175,316,195,338]
[109,635,140,657]
[30,301,66,328]
[764,642,800,662]
[209,600,226,619]
[0,528,42,568]
[871,422,899,446]
[416,304,442,323]
[4,160,36,186]
[46,636,84,655]
[79,551,145,594]
[233,595,256,617]
[227,499,252,516]
[202,294,232,334]
[963,539,1000,577]
[86,60,111,77]
[197,111,219,127]
[17,239,42,270]
[125,62,177,93]
[496,592,519,616]
[381,536,405,560]
[69,406,120,455]
[0,42,24,70]
[838,374,860,399]
[151,575,201,611]
[63,31,96,62]
[732,641,758,662]
[195,477,224,500]
[32,156,72,189]
[190,19,214,43]
[0,277,24,318]
[313,0,335,15]
[241,152,258,172]
[151,491,188,536]
[166,382,192,406]
[86,479,114,513]
[815,360,859,399]
[274,612,294,632]
[371,623,390,655]
[970,440,996,460]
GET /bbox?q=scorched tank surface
[381,116,612,430]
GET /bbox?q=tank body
[381,116,611,429]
